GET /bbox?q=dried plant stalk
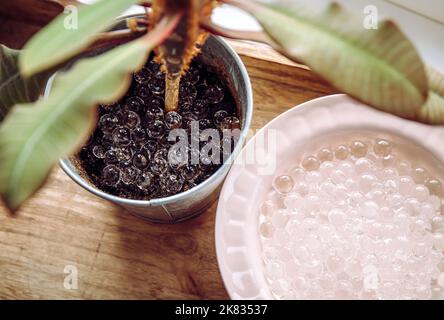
[151,0,215,111]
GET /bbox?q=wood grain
[0,42,336,299]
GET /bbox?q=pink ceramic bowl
[215,94,444,299]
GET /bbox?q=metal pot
[55,23,253,223]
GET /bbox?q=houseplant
[0,0,443,212]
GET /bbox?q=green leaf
[231,0,428,119]
[20,0,139,77]
[0,15,179,211]
[419,67,444,124]
[0,45,52,121]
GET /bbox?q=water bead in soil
[146,106,165,122]
[141,140,158,156]
[222,117,242,132]
[164,111,183,129]
[168,145,189,168]
[104,149,119,165]
[135,85,151,100]
[148,96,165,109]
[134,68,151,85]
[181,164,199,180]
[99,114,119,134]
[204,85,224,104]
[112,126,131,146]
[160,173,185,194]
[132,151,150,170]
[92,145,106,159]
[119,110,140,129]
[121,166,140,185]
[102,165,121,186]
[150,156,169,175]
[152,69,165,80]
[131,126,147,144]
[125,96,144,113]
[78,57,239,200]
[136,172,154,191]
[213,110,229,126]
[148,78,165,95]
[146,120,166,139]
[115,146,133,164]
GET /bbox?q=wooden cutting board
[0,40,336,299]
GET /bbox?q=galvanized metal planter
[54,26,253,223]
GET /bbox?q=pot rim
[52,34,253,207]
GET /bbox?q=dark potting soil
[77,56,241,200]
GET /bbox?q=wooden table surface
[0,41,336,299]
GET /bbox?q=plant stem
[165,74,181,112]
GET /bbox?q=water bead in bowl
[302,156,320,171]
[374,139,392,156]
[426,178,443,197]
[318,148,333,162]
[412,167,429,184]
[272,175,294,194]
[350,140,368,158]
[334,144,350,160]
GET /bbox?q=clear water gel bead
[146,120,166,139]
[426,179,443,197]
[112,126,131,146]
[261,200,277,217]
[259,137,444,300]
[99,114,119,134]
[133,151,150,170]
[92,145,106,159]
[120,110,140,129]
[374,139,392,156]
[318,148,333,162]
[121,166,139,185]
[213,110,229,126]
[302,156,320,171]
[350,140,368,158]
[164,111,183,129]
[412,167,429,184]
[334,144,350,160]
[289,166,305,182]
[136,172,153,191]
[272,175,294,194]
[102,165,121,186]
